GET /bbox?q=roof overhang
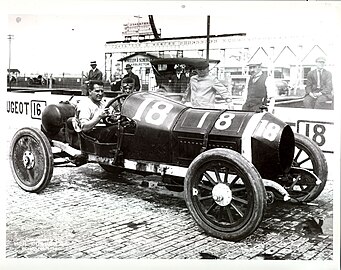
[150,57,220,67]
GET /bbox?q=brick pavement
[5,159,336,264]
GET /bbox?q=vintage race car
[9,91,328,241]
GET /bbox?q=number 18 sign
[297,120,334,154]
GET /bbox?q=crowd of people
[83,61,141,95]
[82,57,334,110]
[76,56,333,142]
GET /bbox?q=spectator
[303,57,333,109]
[242,63,276,113]
[123,64,141,91]
[120,77,136,94]
[181,61,233,109]
[184,67,195,83]
[170,66,188,93]
[82,61,103,95]
[111,74,122,92]
[87,61,103,81]
[108,77,136,116]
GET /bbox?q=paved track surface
[6,161,334,261]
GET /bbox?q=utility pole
[8,34,14,89]
[206,15,210,62]
[134,15,142,43]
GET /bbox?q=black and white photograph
[1,1,340,270]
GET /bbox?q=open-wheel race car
[9,90,328,241]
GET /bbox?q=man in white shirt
[242,63,276,113]
[74,80,118,142]
[181,61,233,109]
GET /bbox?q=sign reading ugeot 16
[6,92,85,131]
[7,99,47,119]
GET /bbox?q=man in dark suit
[242,62,276,113]
[123,64,141,91]
[82,61,103,95]
[303,57,333,109]
[170,66,188,93]
[87,61,103,81]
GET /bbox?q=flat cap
[316,56,326,63]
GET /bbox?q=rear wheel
[284,133,328,202]
[184,148,266,241]
[9,127,53,193]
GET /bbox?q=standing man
[303,57,333,109]
[242,63,276,113]
[82,61,103,95]
[181,61,233,109]
[123,64,141,91]
[170,66,187,93]
[87,61,103,81]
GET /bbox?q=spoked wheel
[184,149,266,241]
[284,133,328,202]
[9,127,54,193]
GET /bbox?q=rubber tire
[292,133,328,201]
[9,127,54,193]
[184,148,266,241]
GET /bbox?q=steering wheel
[103,94,129,125]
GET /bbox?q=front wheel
[184,148,266,241]
[9,127,54,193]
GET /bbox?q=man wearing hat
[242,62,276,113]
[82,61,103,95]
[181,61,233,109]
[123,64,141,91]
[303,56,333,109]
[170,65,187,93]
[87,61,103,81]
